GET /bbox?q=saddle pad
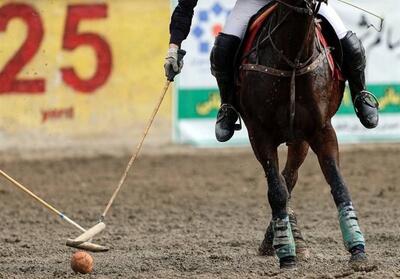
[242,3,278,58]
[316,24,345,81]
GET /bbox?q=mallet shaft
[0,169,85,232]
[336,0,384,20]
[101,81,171,219]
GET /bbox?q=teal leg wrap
[338,203,365,251]
[272,216,296,259]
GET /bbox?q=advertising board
[173,0,400,146]
[0,0,170,147]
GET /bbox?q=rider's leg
[341,31,379,128]
[211,0,270,142]
[318,4,379,129]
[318,3,348,39]
[211,34,241,142]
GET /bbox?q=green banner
[178,89,220,119]
[178,84,400,119]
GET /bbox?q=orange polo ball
[71,251,94,274]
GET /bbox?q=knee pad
[210,33,241,78]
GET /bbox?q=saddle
[238,3,345,81]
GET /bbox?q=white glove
[164,46,185,81]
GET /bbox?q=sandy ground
[0,144,399,278]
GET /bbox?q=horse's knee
[265,162,289,217]
[268,186,289,218]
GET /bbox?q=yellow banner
[0,0,170,141]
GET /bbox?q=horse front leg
[310,125,367,267]
[251,138,296,269]
[260,141,310,260]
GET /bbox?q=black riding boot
[341,31,379,129]
[211,33,242,142]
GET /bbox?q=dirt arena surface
[0,144,399,278]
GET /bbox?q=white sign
[173,0,400,147]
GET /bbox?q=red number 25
[0,3,112,94]
[62,5,112,93]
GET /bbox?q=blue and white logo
[179,0,235,88]
[191,3,231,54]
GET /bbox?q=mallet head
[69,222,106,244]
[66,239,109,252]
[66,222,108,252]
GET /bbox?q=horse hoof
[349,253,376,272]
[296,247,310,261]
[350,251,367,263]
[280,256,297,270]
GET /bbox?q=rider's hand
[164,44,186,81]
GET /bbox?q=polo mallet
[67,50,186,249]
[0,169,108,252]
[336,0,384,32]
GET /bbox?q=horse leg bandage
[272,216,296,259]
[288,209,308,251]
[338,203,365,251]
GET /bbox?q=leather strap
[240,51,326,78]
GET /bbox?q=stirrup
[353,90,379,129]
[219,104,242,130]
[354,91,379,110]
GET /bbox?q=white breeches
[223,1,349,40]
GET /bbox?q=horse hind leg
[283,141,310,260]
[259,221,274,256]
[287,207,310,260]
[282,141,310,195]
[259,141,310,260]
[259,207,309,260]
[310,125,368,268]
[251,140,296,269]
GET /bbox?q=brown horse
[237,0,368,269]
